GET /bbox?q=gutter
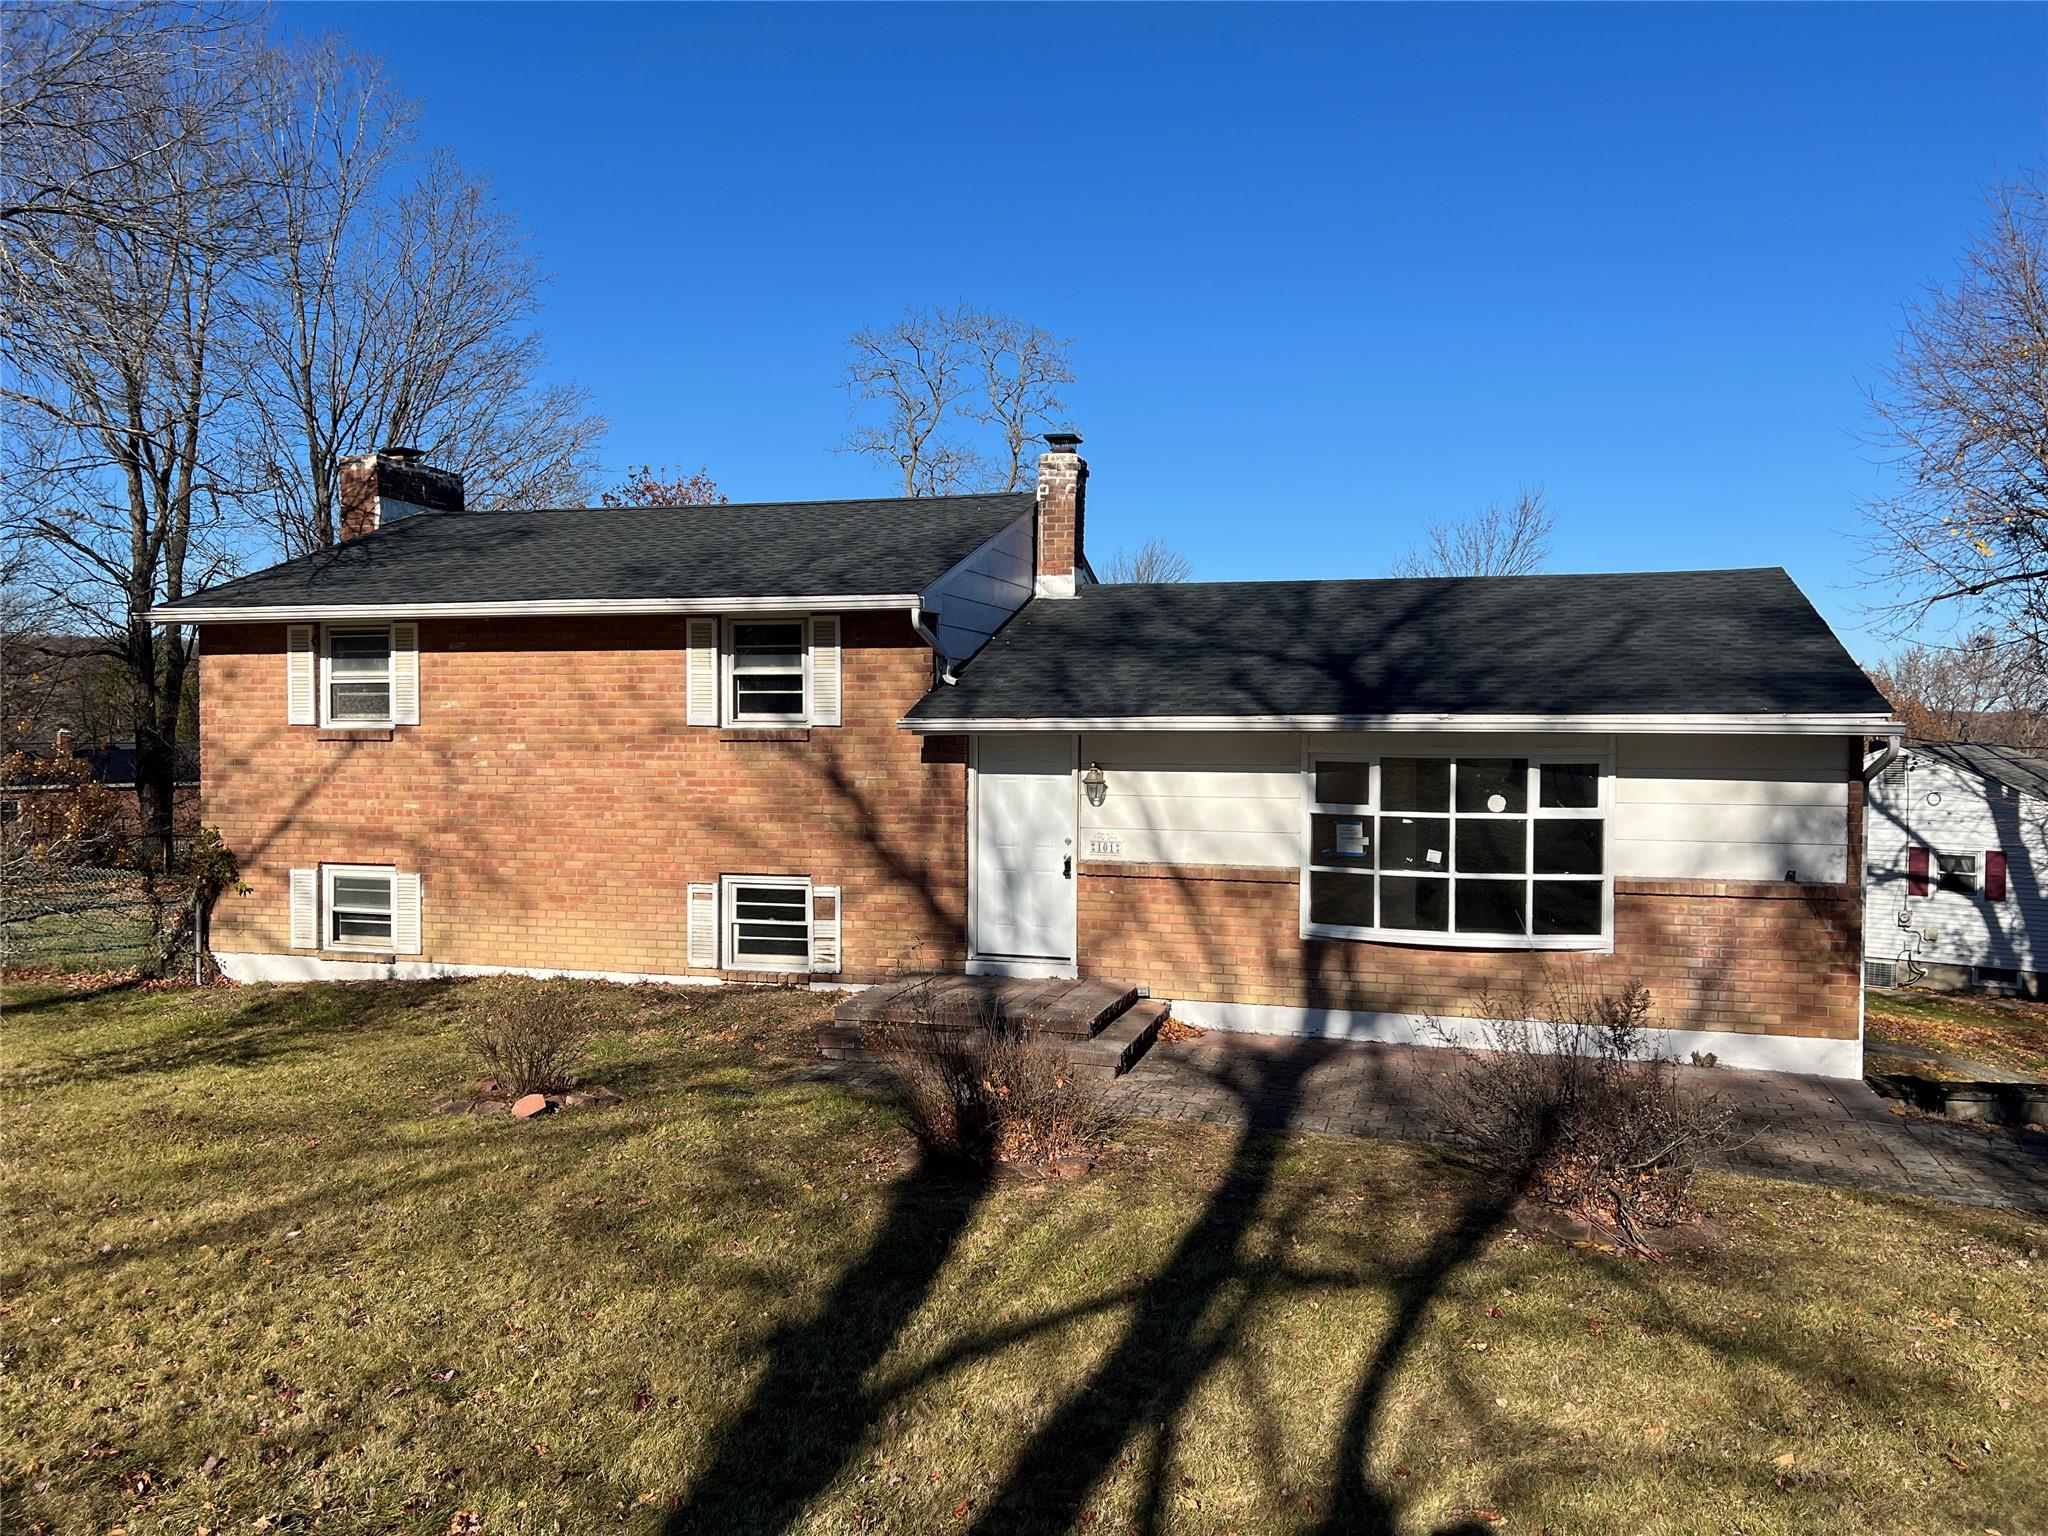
[145,593,925,624]
[909,601,956,684]
[1861,731,1905,781]
[897,711,1904,737]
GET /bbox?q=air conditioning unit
[1864,959,1898,990]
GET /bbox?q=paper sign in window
[1336,819,1366,857]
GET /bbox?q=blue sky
[279,2,2045,658]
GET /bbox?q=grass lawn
[3,975,2044,1536]
[1866,989,2048,1080]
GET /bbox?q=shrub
[464,981,588,1097]
[882,992,1117,1169]
[1427,978,1741,1250]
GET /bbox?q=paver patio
[822,1031,2048,1213]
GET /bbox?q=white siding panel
[1066,730,1858,884]
[1614,735,1848,883]
[922,513,1034,665]
[1865,754,2046,974]
[1078,732,1300,867]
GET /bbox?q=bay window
[1303,754,1609,948]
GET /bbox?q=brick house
[151,435,1898,1076]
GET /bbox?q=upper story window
[1303,753,1610,950]
[688,614,841,728]
[324,625,393,725]
[728,620,808,723]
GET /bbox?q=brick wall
[1076,780,1865,1043]
[201,613,967,980]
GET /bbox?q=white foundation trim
[214,951,864,994]
[1167,997,1864,1078]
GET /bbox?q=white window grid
[1301,751,1612,951]
[721,617,811,725]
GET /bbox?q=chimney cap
[378,444,427,462]
[1043,429,1083,451]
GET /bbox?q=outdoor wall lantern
[1082,761,1108,807]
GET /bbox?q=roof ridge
[1083,566,1790,593]
[443,490,1032,516]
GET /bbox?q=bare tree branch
[1862,166,2048,679]
[1391,486,1555,578]
[839,303,1072,496]
[1101,538,1193,584]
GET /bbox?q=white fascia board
[146,594,921,624]
[899,712,1897,737]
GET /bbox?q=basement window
[324,865,394,949]
[1304,754,1610,950]
[723,876,812,970]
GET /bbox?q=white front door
[972,734,1076,972]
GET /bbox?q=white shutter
[809,615,841,726]
[393,872,422,954]
[390,623,419,726]
[810,885,841,974]
[687,883,718,968]
[289,868,318,949]
[287,625,316,725]
[686,617,719,726]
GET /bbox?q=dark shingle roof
[906,567,1891,725]
[1912,741,2048,799]
[160,494,1032,613]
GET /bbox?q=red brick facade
[201,613,967,981]
[1075,780,1866,1044]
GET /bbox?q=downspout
[910,601,956,684]
[1860,732,1903,781]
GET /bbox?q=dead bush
[881,995,1116,1170]
[464,981,588,1097]
[1428,978,1740,1250]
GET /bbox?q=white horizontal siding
[925,514,1033,664]
[1612,735,1849,883]
[1865,754,2046,974]
[1072,730,1858,887]
[1079,732,1299,866]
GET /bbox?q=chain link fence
[2,858,198,974]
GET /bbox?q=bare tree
[239,44,607,552]
[1865,168,2048,675]
[1392,487,1555,578]
[964,307,1075,492]
[1866,632,2048,749]
[599,465,726,508]
[1101,538,1193,584]
[2,1,264,866]
[840,303,1072,496]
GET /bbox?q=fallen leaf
[952,1498,973,1518]
[632,1390,651,1414]
[1771,1452,1796,1468]
[1944,1451,1970,1475]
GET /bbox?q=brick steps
[818,979,1168,1080]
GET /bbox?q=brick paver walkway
[817,1033,2047,1212]
[1103,1033,2047,1213]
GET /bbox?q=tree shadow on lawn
[5,979,468,1094]
[663,1043,1560,1536]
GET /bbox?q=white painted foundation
[1167,998,1864,1079]
[215,951,862,994]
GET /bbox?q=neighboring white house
[1864,741,2048,996]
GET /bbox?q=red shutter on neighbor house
[1907,846,1930,897]
[1984,850,2008,902]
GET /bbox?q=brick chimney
[1034,429,1086,598]
[338,446,464,542]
